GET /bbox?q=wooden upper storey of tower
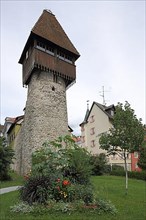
[19,10,80,87]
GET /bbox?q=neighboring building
[15,9,80,174]
[72,136,82,146]
[80,102,115,155]
[131,152,141,172]
[80,102,131,170]
[2,117,16,141]
[7,115,24,148]
[6,116,24,170]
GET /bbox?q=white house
[80,102,131,170]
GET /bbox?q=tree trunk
[124,152,128,195]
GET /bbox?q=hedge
[110,170,146,181]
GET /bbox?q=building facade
[80,102,131,170]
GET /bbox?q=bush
[128,171,146,181]
[110,170,146,181]
[66,183,94,204]
[20,175,52,204]
[95,198,117,215]
[20,136,93,205]
[111,165,124,171]
[62,147,92,184]
[89,153,108,175]
[0,137,15,180]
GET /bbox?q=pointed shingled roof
[19,10,80,63]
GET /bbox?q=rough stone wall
[15,70,68,174]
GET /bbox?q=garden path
[0,186,21,195]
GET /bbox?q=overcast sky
[1,0,145,135]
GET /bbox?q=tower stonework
[16,10,80,174]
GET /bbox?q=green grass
[0,176,146,220]
[92,176,146,220]
[0,171,24,188]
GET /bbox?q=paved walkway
[0,186,22,195]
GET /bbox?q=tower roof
[19,10,80,63]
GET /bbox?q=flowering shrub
[18,135,117,216]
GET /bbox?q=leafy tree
[0,137,15,180]
[90,153,108,175]
[99,101,144,194]
[138,142,146,170]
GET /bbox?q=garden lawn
[0,176,146,220]
[0,171,24,189]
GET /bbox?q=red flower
[62,180,70,186]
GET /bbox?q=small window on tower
[53,74,57,83]
[26,51,29,59]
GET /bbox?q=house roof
[19,9,80,63]
[80,102,115,126]
[80,108,90,126]
[68,125,73,132]
[7,115,24,134]
[94,102,115,119]
[5,117,16,123]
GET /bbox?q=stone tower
[16,10,80,174]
